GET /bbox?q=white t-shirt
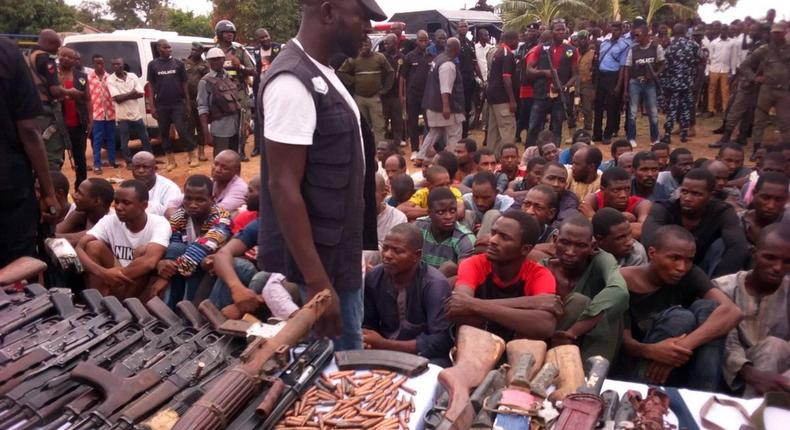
[87,213,171,267]
[147,174,183,216]
[262,39,364,165]
[107,72,144,121]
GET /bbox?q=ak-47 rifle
[542,45,576,129]
[0,284,62,341]
[51,99,75,168]
[171,290,333,430]
[554,356,611,430]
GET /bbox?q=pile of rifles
[0,282,337,430]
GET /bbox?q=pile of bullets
[276,370,417,430]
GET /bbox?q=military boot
[188,149,199,168]
[166,153,177,172]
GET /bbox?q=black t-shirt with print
[486,46,517,105]
[147,57,187,106]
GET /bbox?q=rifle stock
[171,289,333,430]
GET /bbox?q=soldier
[185,42,209,162]
[215,20,255,162]
[381,34,405,146]
[26,29,81,170]
[251,28,281,157]
[741,24,790,159]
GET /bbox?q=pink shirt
[214,175,248,212]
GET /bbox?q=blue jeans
[162,242,205,308]
[117,119,152,162]
[526,98,564,147]
[208,258,261,309]
[92,120,116,167]
[627,80,659,142]
[299,286,363,352]
[633,299,725,391]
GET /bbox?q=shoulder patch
[311,76,328,95]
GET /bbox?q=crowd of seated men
[61,137,789,397]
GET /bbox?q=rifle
[542,46,576,129]
[553,356,611,430]
[0,286,70,344]
[646,62,663,95]
[0,256,47,287]
[51,99,75,168]
[171,290,333,430]
[105,301,246,430]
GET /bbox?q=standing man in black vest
[525,21,579,147]
[401,30,432,157]
[258,0,384,351]
[417,38,464,164]
[457,20,482,137]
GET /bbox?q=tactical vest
[631,43,659,80]
[203,74,240,121]
[533,44,574,99]
[257,40,371,290]
[25,50,52,103]
[422,52,464,113]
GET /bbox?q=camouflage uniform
[185,55,209,158]
[662,36,702,141]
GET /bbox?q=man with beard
[568,146,603,200]
[715,223,790,398]
[540,214,629,361]
[521,184,557,243]
[739,172,788,246]
[454,137,478,181]
[619,225,742,390]
[631,151,670,201]
[462,171,515,237]
[541,161,581,229]
[258,0,386,350]
[580,167,651,239]
[363,223,453,366]
[642,168,750,277]
[656,148,694,197]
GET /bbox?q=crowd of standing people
[1,0,789,402]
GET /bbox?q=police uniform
[740,25,790,149]
[185,53,209,155]
[26,47,67,170]
[221,44,254,158]
[382,49,405,143]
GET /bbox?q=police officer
[740,23,790,158]
[198,48,242,159]
[26,29,81,170]
[215,20,255,162]
[251,28,281,157]
[185,41,209,161]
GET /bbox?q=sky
[67,0,790,24]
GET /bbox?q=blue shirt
[559,149,572,165]
[235,219,259,248]
[631,177,670,202]
[598,38,631,72]
[462,193,516,221]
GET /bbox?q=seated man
[363,223,453,366]
[211,149,248,213]
[497,144,521,183]
[57,178,115,246]
[540,215,629,361]
[454,137,478,181]
[651,142,670,171]
[383,153,407,183]
[462,171,515,236]
[149,175,232,307]
[568,146,603,200]
[620,225,742,390]
[709,160,745,210]
[717,143,752,190]
[742,151,787,206]
[580,167,651,238]
[414,187,475,277]
[522,185,558,244]
[599,139,632,172]
[387,173,415,207]
[656,148,694,197]
[444,210,559,342]
[643,168,750,277]
[76,179,170,298]
[631,151,670,201]
[49,171,71,223]
[618,151,635,176]
[364,174,408,268]
[715,223,790,398]
[398,165,463,221]
[592,207,648,267]
[506,156,548,206]
[740,172,789,246]
[376,140,399,179]
[434,150,469,194]
[131,151,183,216]
[462,148,509,192]
[231,175,260,234]
[541,161,581,229]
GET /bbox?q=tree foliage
[166,9,214,37]
[212,0,302,43]
[0,0,76,34]
[107,0,166,28]
[500,0,604,30]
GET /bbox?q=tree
[500,0,603,31]
[75,0,116,32]
[0,0,75,34]
[167,9,213,37]
[642,0,697,24]
[108,0,165,28]
[213,0,301,43]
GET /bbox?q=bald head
[132,151,156,165]
[38,29,61,54]
[446,37,461,57]
[131,151,157,188]
[212,150,241,184]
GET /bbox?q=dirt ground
[58,114,781,192]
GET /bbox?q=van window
[66,41,141,76]
[150,42,192,62]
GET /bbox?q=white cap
[206,48,225,59]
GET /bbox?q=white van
[63,29,216,139]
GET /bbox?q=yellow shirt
[567,170,601,200]
[408,187,463,208]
